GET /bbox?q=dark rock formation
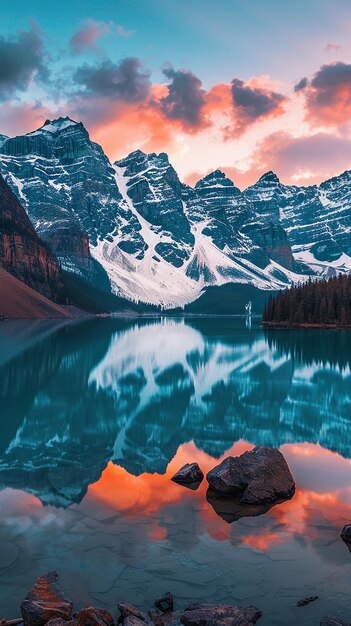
[154,593,174,613]
[296,596,319,607]
[0,174,65,301]
[21,571,73,626]
[76,606,114,626]
[341,525,351,542]
[181,603,262,626]
[171,463,204,486]
[206,446,295,504]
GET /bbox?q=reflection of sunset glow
[84,440,351,551]
[2,441,351,554]
[241,532,282,551]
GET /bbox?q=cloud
[73,57,151,102]
[300,62,351,127]
[159,66,209,131]
[0,26,47,100]
[185,132,351,190]
[228,77,287,135]
[253,131,351,184]
[0,101,51,136]
[324,42,343,56]
[70,19,133,55]
[294,77,308,92]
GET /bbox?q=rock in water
[76,607,114,626]
[297,596,318,606]
[154,592,174,613]
[171,463,204,486]
[341,524,351,546]
[206,446,295,504]
[181,603,262,626]
[21,571,73,626]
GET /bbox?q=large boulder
[181,603,262,626]
[206,447,295,504]
[171,463,204,486]
[21,572,73,626]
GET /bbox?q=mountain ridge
[0,117,350,309]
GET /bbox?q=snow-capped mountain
[0,116,350,308]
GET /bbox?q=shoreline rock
[21,572,73,626]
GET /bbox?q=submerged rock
[206,446,295,504]
[181,603,262,626]
[21,571,73,626]
[297,596,319,606]
[154,593,174,613]
[171,463,204,487]
[76,606,114,626]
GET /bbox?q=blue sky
[1,0,351,187]
[2,0,350,85]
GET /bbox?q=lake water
[1,317,351,625]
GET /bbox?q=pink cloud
[70,19,134,55]
[185,131,351,189]
[297,61,351,128]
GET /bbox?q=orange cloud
[297,62,351,128]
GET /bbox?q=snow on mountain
[0,117,350,307]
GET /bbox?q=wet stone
[76,606,114,626]
[297,595,319,607]
[21,571,73,626]
[154,592,174,613]
[118,601,151,623]
[181,603,262,626]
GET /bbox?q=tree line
[263,274,351,326]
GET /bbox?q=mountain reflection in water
[1,317,351,625]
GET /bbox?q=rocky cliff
[0,173,65,301]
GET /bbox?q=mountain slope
[0,266,74,319]
[1,117,351,309]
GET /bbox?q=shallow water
[1,317,351,625]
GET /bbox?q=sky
[1,0,351,187]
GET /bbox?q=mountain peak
[40,117,80,134]
[195,169,236,190]
[258,171,280,184]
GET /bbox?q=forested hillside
[263,275,351,326]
